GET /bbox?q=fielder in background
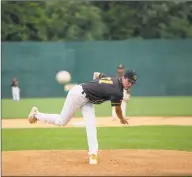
[11,77,20,101]
[28,69,137,165]
[112,64,131,121]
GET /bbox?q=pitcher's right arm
[110,95,128,125]
[115,105,128,124]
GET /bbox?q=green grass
[2,97,192,119]
[2,126,192,151]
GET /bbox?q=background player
[28,69,137,165]
[11,77,20,101]
[112,64,131,121]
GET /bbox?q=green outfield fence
[2,40,192,98]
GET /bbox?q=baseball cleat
[89,154,98,165]
[28,106,38,124]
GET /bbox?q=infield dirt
[2,117,192,176]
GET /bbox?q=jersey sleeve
[110,95,123,107]
[93,72,106,80]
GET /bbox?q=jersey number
[99,77,113,84]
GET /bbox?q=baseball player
[28,69,137,165]
[112,64,131,121]
[11,77,20,101]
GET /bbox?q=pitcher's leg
[81,102,98,156]
[35,112,64,125]
[30,87,80,126]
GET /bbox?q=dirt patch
[2,117,192,129]
[2,149,192,176]
[3,117,192,176]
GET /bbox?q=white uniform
[35,84,98,156]
[12,87,20,101]
[112,89,130,120]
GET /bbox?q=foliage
[2,1,106,41]
[2,1,192,41]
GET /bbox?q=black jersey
[81,75,124,106]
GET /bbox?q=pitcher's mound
[2,149,192,176]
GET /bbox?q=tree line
[2,1,192,41]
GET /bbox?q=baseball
[56,70,71,84]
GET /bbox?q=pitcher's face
[122,76,134,89]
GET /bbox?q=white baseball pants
[112,100,126,119]
[12,87,20,101]
[35,85,98,155]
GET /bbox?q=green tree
[1,1,48,41]
[134,2,192,38]
[2,1,192,41]
[45,1,106,41]
[92,1,139,40]
[2,1,106,41]
[93,1,192,39]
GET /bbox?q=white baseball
[56,70,71,84]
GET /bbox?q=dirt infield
[2,117,192,176]
[2,149,192,176]
[2,116,192,128]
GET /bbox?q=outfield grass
[2,97,192,119]
[2,126,192,151]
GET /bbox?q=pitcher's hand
[120,118,129,124]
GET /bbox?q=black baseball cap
[124,69,137,83]
[117,64,124,69]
